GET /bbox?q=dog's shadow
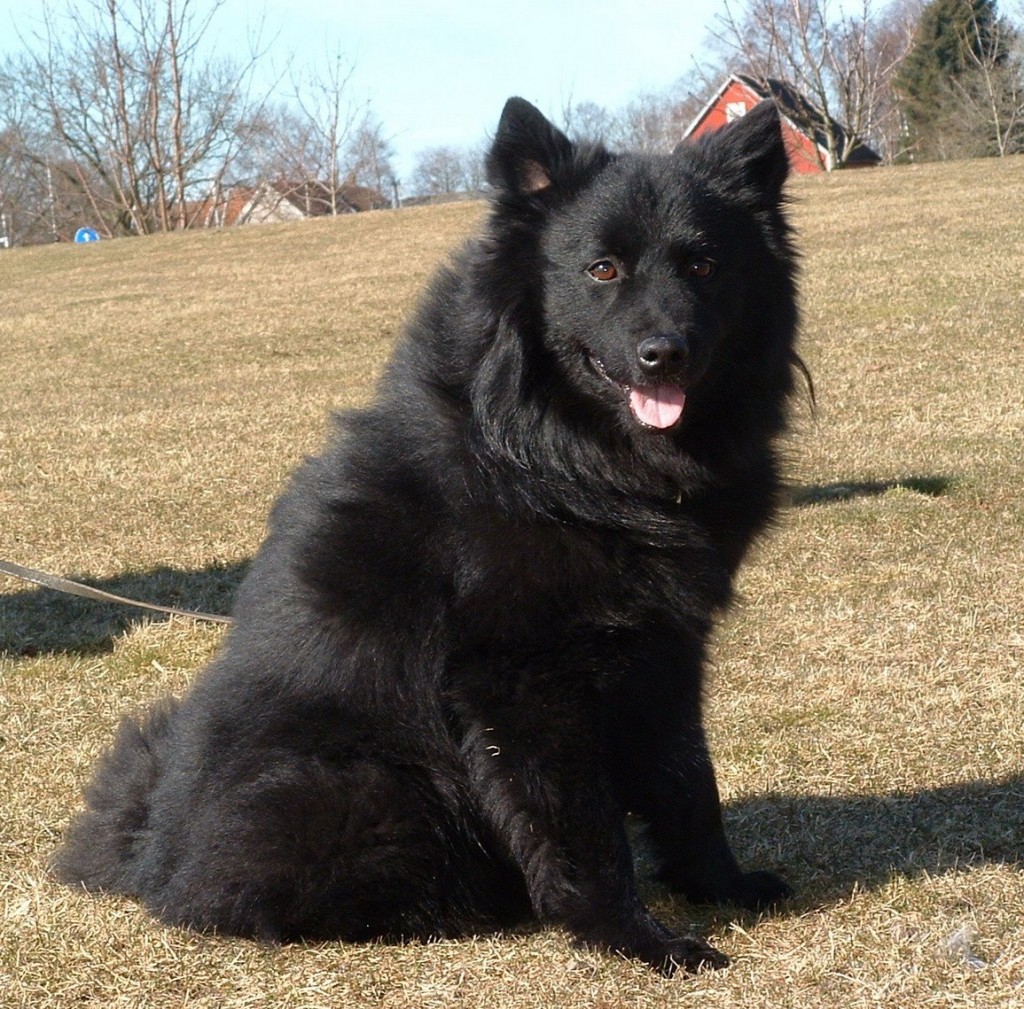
[788,474,956,507]
[647,776,1024,930]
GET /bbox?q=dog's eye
[689,259,715,280]
[587,259,619,282]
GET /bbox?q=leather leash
[0,559,233,625]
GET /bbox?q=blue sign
[74,227,100,244]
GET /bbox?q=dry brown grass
[2,159,1023,1008]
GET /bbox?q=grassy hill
[2,157,1023,1008]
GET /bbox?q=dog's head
[482,97,797,439]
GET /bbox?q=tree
[897,0,1022,157]
[11,0,266,236]
[850,0,928,159]
[560,76,707,153]
[281,43,366,214]
[409,145,480,199]
[0,66,50,245]
[345,115,397,203]
[231,45,394,212]
[617,87,706,152]
[712,0,919,167]
[949,7,1024,154]
[560,98,619,143]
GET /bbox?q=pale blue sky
[0,0,724,179]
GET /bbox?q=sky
[0,0,725,182]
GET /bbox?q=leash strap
[0,559,233,625]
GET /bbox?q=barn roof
[685,73,881,167]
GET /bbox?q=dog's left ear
[487,97,575,197]
[697,100,789,207]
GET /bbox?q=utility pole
[46,161,59,242]
[0,181,10,248]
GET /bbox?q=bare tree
[857,0,927,159]
[345,114,397,200]
[828,0,924,160]
[13,0,266,235]
[561,75,708,152]
[950,3,1024,155]
[409,145,474,199]
[713,0,919,167]
[2,55,121,243]
[282,43,367,214]
[461,141,489,193]
[560,95,620,143]
[617,86,707,152]
[0,67,47,245]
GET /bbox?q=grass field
[2,155,1023,1008]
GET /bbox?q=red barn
[683,74,881,174]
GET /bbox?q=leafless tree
[282,43,367,214]
[13,0,266,235]
[561,75,709,152]
[856,0,927,160]
[617,86,707,152]
[345,115,397,200]
[949,4,1024,155]
[0,68,45,245]
[409,145,474,198]
[461,142,489,193]
[828,0,925,160]
[560,95,620,143]
[713,0,919,167]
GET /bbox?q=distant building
[682,74,881,174]
[175,180,390,229]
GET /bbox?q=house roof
[272,181,389,215]
[171,190,256,228]
[171,180,389,229]
[685,73,881,166]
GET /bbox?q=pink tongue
[629,386,686,428]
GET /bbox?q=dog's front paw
[650,933,730,977]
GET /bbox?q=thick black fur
[55,98,800,975]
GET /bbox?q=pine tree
[896,0,1012,158]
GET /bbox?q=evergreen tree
[896,0,1012,157]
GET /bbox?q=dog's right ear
[487,97,575,197]
[696,100,789,208]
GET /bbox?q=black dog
[55,97,801,975]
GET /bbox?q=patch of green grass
[2,160,1023,1007]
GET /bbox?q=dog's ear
[487,97,575,197]
[697,100,789,206]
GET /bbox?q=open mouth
[587,354,686,430]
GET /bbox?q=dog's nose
[637,335,687,377]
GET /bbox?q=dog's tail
[52,698,178,895]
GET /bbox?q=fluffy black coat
[55,97,800,975]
